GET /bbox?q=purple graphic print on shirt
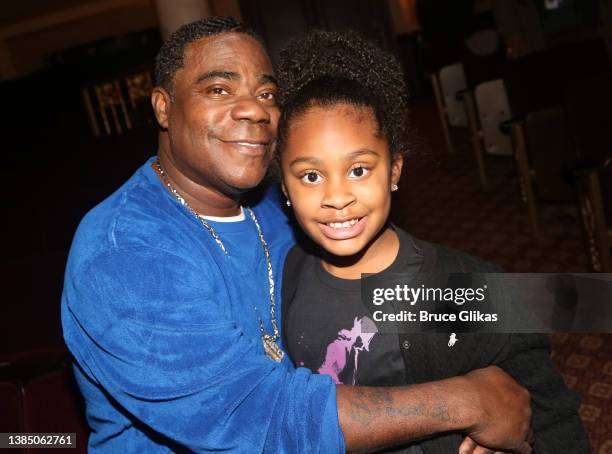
[318,316,378,384]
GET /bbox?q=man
[62,17,532,453]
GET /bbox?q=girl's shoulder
[393,226,503,273]
[283,241,316,274]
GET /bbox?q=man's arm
[63,245,346,453]
[338,366,532,453]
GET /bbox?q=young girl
[275,30,588,453]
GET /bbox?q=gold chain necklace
[154,159,284,362]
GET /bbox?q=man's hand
[460,366,532,452]
[458,431,534,454]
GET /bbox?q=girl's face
[281,104,402,259]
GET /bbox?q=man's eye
[208,87,228,95]
[301,171,322,184]
[349,166,369,179]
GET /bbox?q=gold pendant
[263,334,284,362]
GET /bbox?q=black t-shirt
[284,227,426,453]
[285,228,424,387]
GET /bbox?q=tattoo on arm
[347,386,451,428]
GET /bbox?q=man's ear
[151,87,171,129]
[391,153,404,186]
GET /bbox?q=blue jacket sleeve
[62,245,344,453]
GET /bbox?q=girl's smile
[319,216,367,240]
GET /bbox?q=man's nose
[321,178,356,211]
[230,96,273,123]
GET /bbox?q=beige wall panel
[6,4,157,76]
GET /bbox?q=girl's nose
[321,179,356,211]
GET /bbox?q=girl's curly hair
[276,30,410,157]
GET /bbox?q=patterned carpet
[551,333,612,453]
[390,98,610,453]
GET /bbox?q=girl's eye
[301,171,322,184]
[258,91,276,102]
[349,165,369,179]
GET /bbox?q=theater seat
[0,380,23,434]
[0,350,89,454]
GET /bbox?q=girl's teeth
[328,219,358,229]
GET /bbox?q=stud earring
[391,184,399,192]
[286,199,292,207]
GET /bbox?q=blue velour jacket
[61,158,344,453]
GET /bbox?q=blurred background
[1,0,611,452]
